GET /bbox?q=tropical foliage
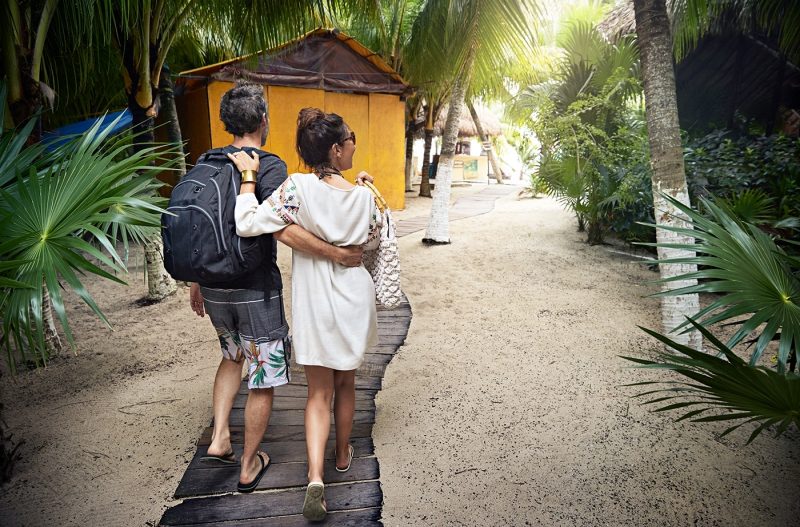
[625,194,800,441]
[643,194,800,373]
[624,319,800,444]
[0,86,177,372]
[513,18,644,243]
[684,128,800,234]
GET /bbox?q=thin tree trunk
[159,65,187,176]
[404,124,414,192]
[144,236,175,300]
[419,127,434,198]
[41,281,62,356]
[467,100,502,184]
[423,70,471,244]
[634,0,702,350]
[124,51,176,301]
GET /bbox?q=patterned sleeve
[364,195,383,251]
[235,176,300,236]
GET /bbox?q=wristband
[241,170,257,183]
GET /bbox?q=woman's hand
[227,150,260,172]
[355,171,374,186]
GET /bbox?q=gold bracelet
[241,170,257,183]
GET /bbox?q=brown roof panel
[178,28,409,95]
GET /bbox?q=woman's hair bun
[297,107,326,129]
[295,108,347,169]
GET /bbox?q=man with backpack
[169,84,365,492]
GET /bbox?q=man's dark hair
[219,84,267,136]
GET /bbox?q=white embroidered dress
[235,173,380,370]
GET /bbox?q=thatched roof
[596,1,636,42]
[432,103,503,138]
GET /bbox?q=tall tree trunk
[423,70,471,244]
[467,100,502,184]
[634,0,702,350]
[419,129,434,198]
[158,65,186,177]
[124,48,176,301]
[404,124,414,192]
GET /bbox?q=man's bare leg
[208,358,244,457]
[239,387,273,484]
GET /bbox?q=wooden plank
[376,309,411,320]
[362,353,395,366]
[377,334,405,346]
[366,344,404,355]
[224,409,374,427]
[189,437,374,469]
[161,481,383,525]
[175,456,379,498]
[198,422,374,445]
[171,508,382,527]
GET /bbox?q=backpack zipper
[173,178,207,190]
[208,177,228,253]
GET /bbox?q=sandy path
[374,193,800,526]
[1,186,798,526]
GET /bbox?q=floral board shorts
[200,287,291,390]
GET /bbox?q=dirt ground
[1,184,798,526]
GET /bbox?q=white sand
[1,186,798,526]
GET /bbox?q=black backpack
[161,147,278,284]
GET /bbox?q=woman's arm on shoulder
[235,176,299,236]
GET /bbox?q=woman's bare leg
[333,369,356,468]
[304,365,334,483]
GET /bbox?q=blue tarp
[42,109,132,151]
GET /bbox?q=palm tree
[406,0,541,244]
[0,85,178,371]
[1,0,107,129]
[418,86,448,198]
[632,0,701,350]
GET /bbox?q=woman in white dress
[231,108,379,521]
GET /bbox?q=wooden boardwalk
[159,183,514,526]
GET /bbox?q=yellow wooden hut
[175,29,410,209]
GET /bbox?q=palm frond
[641,193,800,372]
[0,108,178,372]
[623,318,800,443]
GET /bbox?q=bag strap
[363,181,389,213]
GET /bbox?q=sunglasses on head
[339,131,356,146]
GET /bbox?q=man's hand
[335,245,364,267]
[355,171,374,186]
[189,282,205,317]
